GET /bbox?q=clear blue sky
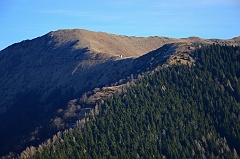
[1,0,240,50]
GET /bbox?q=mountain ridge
[3,29,240,56]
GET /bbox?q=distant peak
[47,29,179,57]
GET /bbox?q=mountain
[0,29,240,156]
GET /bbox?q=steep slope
[0,28,240,156]
[20,44,240,159]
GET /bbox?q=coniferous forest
[30,44,240,158]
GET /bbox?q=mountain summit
[48,29,240,57]
[49,29,176,57]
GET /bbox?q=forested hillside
[22,44,240,158]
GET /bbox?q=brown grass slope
[50,29,240,57]
[49,29,176,57]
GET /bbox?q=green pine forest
[31,44,240,158]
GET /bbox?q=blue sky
[0,0,240,50]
